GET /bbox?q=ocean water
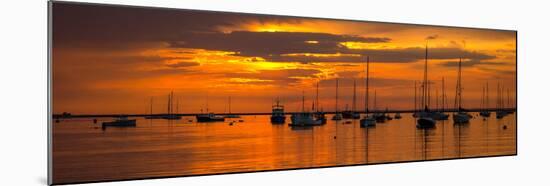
[52,112,516,184]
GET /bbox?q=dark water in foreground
[53,113,516,184]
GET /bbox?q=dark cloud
[53,2,500,65]
[166,61,200,68]
[52,2,306,48]
[496,49,516,53]
[224,69,322,86]
[335,71,361,78]
[169,31,390,57]
[426,35,439,40]
[269,46,494,63]
[168,30,494,63]
[319,77,412,88]
[440,59,510,68]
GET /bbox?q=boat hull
[102,119,137,129]
[479,111,491,117]
[360,118,376,127]
[162,115,182,120]
[432,112,449,120]
[196,115,225,122]
[270,116,286,124]
[290,113,323,126]
[496,111,507,119]
[417,117,436,129]
[342,111,361,119]
[453,113,470,124]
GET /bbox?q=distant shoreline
[53,108,516,118]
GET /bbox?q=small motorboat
[289,112,324,127]
[196,113,225,122]
[270,99,286,124]
[453,112,470,124]
[102,116,136,130]
[360,115,376,127]
[417,116,436,129]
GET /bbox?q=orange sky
[52,3,516,115]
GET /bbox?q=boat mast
[335,78,339,113]
[458,58,463,110]
[205,93,209,113]
[428,80,431,109]
[365,56,370,114]
[414,80,417,113]
[486,81,489,111]
[302,90,305,112]
[167,93,171,115]
[434,89,439,112]
[316,82,319,113]
[374,90,377,112]
[479,85,485,110]
[422,43,429,111]
[507,88,510,109]
[442,77,445,112]
[497,82,500,110]
[150,97,153,115]
[353,79,357,113]
[229,96,232,114]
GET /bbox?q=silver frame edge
[47,0,53,185]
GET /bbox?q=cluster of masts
[284,43,514,128]
[413,43,514,129]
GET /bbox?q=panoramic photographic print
[50,2,517,184]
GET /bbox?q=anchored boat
[225,96,241,118]
[290,91,323,127]
[453,58,470,124]
[480,81,491,117]
[270,98,286,124]
[360,56,376,128]
[196,113,225,122]
[417,44,436,129]
[331,78,343,120]
[102,116,136,129]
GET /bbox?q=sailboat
[433,77,449,120]
[453,58,470,124]
[102,115,136,130]
[413,80,419,118]
[162,91,182,120]
[313,82,327,124]
[343,79,361,119]
[145,97,163,119]
[480,81,491,117]
[496,82,507,119]
[373,90,387,123]
[360,56,376,127]
[290,91,323,126]
[196,95,225,122]
[417,44,436,128]
[270,97,286,124]
[506,88,515,114]
[331,78,343,120]
[225,96,241,118]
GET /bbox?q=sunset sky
[52,3,516,115]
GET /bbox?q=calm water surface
[53,113,516,183]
